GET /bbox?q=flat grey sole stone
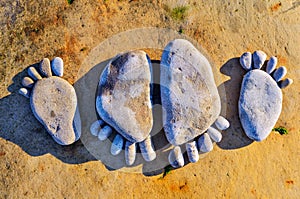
[239,69,282,141]
[161,39,221,146]
[31,76,79,145]
[96,50,153,143]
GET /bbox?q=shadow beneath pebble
[0,64,96,164]
[217,58,253,150]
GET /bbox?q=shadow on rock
[0,63,96,164]
[217,58,253,150]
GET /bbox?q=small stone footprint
[19,57,81,145]
[90,50,156,166]
[239,51,293,141]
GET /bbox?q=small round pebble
[253,50,267,69]
[39,58,52,77]
[278,78,293,89]
[186,141,199,163]
[90,120,103,136]
[266,56,277,74]
[28,67,42,81]
[207,127,222,142]
[125,141,136,166]
[273,66,287,82]
[168,146,184,168]
[215,116,230,130]
[19,88,30,98]
[111,134,124,156]
[240,52,252,70]
[98,125,112,141]
[139,135,156,162]
[22,77,34,88]
[197,133,213,153]
[51,57,64,77]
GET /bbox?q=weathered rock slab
[31,76,79,145]
[96,50,153,143]
[239,69,282,141]
[160,39,221,146]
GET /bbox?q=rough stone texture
[0,1,299,198]
[31,76,80,145]
[96,50,153,143]
[39,58,52,77]
[51,57,64,77]
[253,50,267,69]
[161,39,221,146]
[239,70,282,141]
[240,52,252,71]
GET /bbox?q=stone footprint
[239,51,293,141]
[90,50,156,166]
[19,57,81,145]
[160,39,230,168]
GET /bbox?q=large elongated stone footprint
[239,51,293,141]
[161,39,230,168]
[90,50,156,166]
[19,57,81,145]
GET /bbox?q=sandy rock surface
[0,0,299,198]
[161,39,220,146]
[96,50,153,143]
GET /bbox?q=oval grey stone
[96,50,153,143]
[30,76,79,145]
[161,39,221,146]
[240,52,252,70]
[253,50,267,69]
[239,69,282,141]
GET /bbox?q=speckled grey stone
[30,76,80,145]
[253,50,267,69]
[240,52,252,70]
[266,56,277,74]
[197,133,213,152]
[168,146,184,168]
[161,39,221,146]
[51,57,64,77]
[186,141,199,163]
[239,69,282,141]
[22,77,34,88]
[278,78,293,89]
[39,58,52,77]
[96,50,153,143]
[28,67,42,81]
[273,66,287,82]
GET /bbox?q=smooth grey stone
[51,57,64,77]
[253,50,267,69]
[19,88,30,98]
[215,116,230,130]
[30,76,79,145]
[90,120,103,136]
[273,66,287,82]
[161,39,221,146]
[168,146,184,168]
[266,56,277,74]
[278,78,293,89]
[111,134,124,156]
[39,58,52,77]
[197,133,213,152]
[98,125,112,141]
[28,67,42,81]
[240,52,252,70]
[96,50,153,143]
[125,141,136,166]
[207,127,222,142]
[186,141,199,163]
[239,69,282,141]
[139,135,156,162]
[22,77,34,88]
